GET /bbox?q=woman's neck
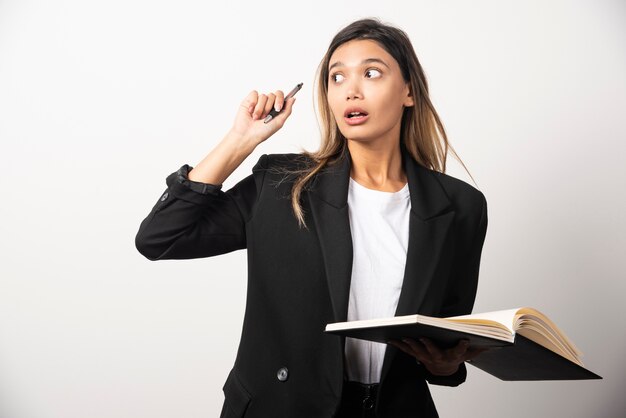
[347,140,407,192]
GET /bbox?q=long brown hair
[287,17,474,229]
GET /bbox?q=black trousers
[335,381,380,418]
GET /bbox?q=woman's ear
[404,84,414,107]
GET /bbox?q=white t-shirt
[344,176,411,384]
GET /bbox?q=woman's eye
[330,73,344,83]
[330,69,381,83]
[365,68,382,78]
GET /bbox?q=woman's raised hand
[186,89,295,186]
[230,89,297,146]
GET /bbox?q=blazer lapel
[379,145,456,384]
[306,144,456,385]
[394,146,455,317]
[307,146,353,324]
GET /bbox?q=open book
[325,307,601,381]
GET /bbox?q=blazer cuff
[165,164,224,206]
[421,361,467,387]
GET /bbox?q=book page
[325,312,515,344]
[326,307,588,368]
[325,314,422,331]
[514,307,584,364]
[447,308,522,335]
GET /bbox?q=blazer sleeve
[440,190,488,318]
[135,154,268,261]
[423,191,489,386]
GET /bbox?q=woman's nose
[345,80,362,100]
[346,86,362,100]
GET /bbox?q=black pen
[264,82,303,123]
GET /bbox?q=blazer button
[160,192,169,201]
[277,367,289,382]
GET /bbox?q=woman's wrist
[188,130,257,185]
[421,360,460,376]
[223,129,259,156]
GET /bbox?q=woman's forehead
[329,39,394,69]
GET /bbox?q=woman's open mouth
[344,112,369,125]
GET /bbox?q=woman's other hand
[388,338,487,376]
[230,89,297,146]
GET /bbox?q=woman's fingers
[392,338,475,362]
[232,88,296,145]
[414,338,446,363]
[252,93,268,120]
[261,93,276,118]
[388,340,411,356]
[276,96,295,121]
[389,340,427,363]
[390,338,490,376]
[241,89,291,118]
[242,90,258,114]
[247,90,286,121]
[465,346,488,361]
[389,339,431,364]
[449,339,470,359]
[274,90,285,112]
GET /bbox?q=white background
[1,1,624,417]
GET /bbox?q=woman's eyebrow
[329,58,390,72]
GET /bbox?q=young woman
[136,17,488,418]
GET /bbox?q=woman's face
[327,39,413,146]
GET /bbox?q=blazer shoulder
[253,153,316,182]
[250,153,315,197]
[258,152,315,170]
[428,169,487,216]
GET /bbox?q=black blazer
[135,144,488,418]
